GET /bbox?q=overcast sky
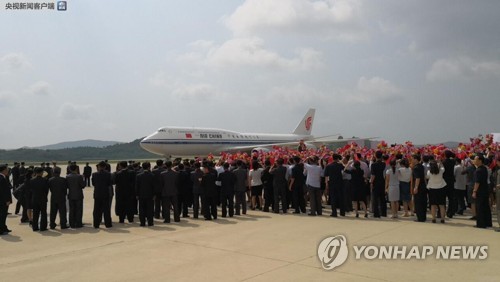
[1,0,499,149]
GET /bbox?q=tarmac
[1,166,499,281]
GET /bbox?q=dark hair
[177,163,185,170]
[333,154,342,161]
[165,161,173,169]
[412,154,421,162]
[444,150,454,159]
[252,161,260,169]
[194,162,201,169]
[156,159,164,166]
[142,162,151,170]
[390,160,396,174]
[375,151,383,159]
[223,162,230,169]
[53,167,61,175]
[264,160,271,167]
[422,155,430,163]
[276,158,284,165]
[69,164,78,172]
[119,161,128,169]
[476,154,485,163]
[293,156,301,164]
[400,159,409,168]
[429,161,439,175]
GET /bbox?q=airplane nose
[140,132,164,155]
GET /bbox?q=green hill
[0,138,158,162]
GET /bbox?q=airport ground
[1,165,498,281]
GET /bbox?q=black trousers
[292,184,306,213]
[273,185,288,213]
[15,198,29,221]
[445,184,457,217]
[93,198,112,228]
[329,185,345,216]
[202,194,217,219]
[475,194,492,228]
[234,191,247,215]
[263,186,274,211]
[154,193,162,218]
[177,194,190,217]
[343,180,353,211]
[69,199,83,228]
[220,192,234,217]
[162,196,179,222]
[0,205,8,232]
[286,188,292,209]
[414,192,428,222]
[193,193,202,218]
[32,201,48,231]
[50,201,67,228]
[115,197,135,222]
[371,189,387,218]
[15,200,21,214]
[84,176,91,186]
[139,198,154,226]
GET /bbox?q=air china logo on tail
[317,235,349,270]
[185,133,192,139]
[305,116,312,131]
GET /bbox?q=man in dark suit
[443,150,457,218]
[160,161,180,223]
[190,162,204,219]
[30,167,49,231]
[0,164,12,235]
[152,160,165,219]
[92,161,113,228]
[48,167,69,229]
[233,160,248,215]
[201,165,218,220]
[114,161,136,223]
[325,154,345,217]
[66,164,85,228]
[270,158,288,214]
[218,162,236,217]
[369,151,386,218]
[177,163,192,218]
[83,163,92,187]
[135,162,155,226]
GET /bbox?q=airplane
[140,108,370,157]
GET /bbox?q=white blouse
[426,167,446,189]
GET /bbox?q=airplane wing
[227,136,377,152]
[311,137,379,144]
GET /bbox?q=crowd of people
[0,134,499,235]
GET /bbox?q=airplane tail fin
[293,108,315,136]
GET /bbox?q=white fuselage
[140,126,312,156]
